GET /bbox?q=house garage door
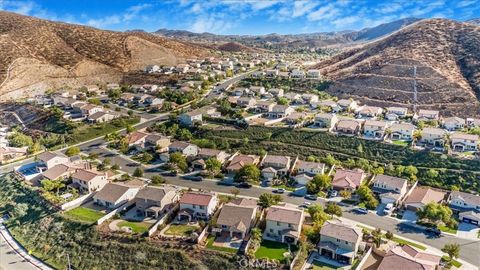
[462,217,479,225]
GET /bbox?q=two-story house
[215,198,258,239]
[178,192,218,221]
[403,187,446,212]
[93,182,140,209]
[371,175,409,205]
[225,154,260,174]
[337,99,359,112]
[419,128,446,148]
[267,105,294,119]
[385,107,408,121]
[318,220,362,264]
[414,109,440,122]
[293,160,325,176]
[263,205,304,244]
[390,123,416,141]
[332,169,365,191]
[134,186,178,218]
[363,120,389,140]
[448,191,480,213]
[168,141,199,157]
[237,97,257,109]
[261,154,292,178]
[442,117,465,131]
[450,132,479,152]
[71,168,108,194]
[315,113,338,131]
[178,110,203,127]
[356,106,383,119]
[37,151,70,171]
[335,120,362,135]
[254,100,276,113]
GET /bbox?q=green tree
[442,243,460,264]
[12,203,29,218]
[28,142,42,154]
[150,175,165,185]
[417,202,453,225]
[205,157,222,176]
[133,167,144,177]
[8,132,33,147]
[277,97,289,105]
[306,174,331,194]
[307,205,328,225]
[65,146,80,157]
[258,193,282,208]
[356,185,379,209]
[325,203,342,217]
[340,190,352,200]
[426,169,439,179]
[371,228,383,248]
[322,154,338,166]
[385,231,394,240]
[169,152,188,172]
[111,164,120,170]
[234,164,260,183]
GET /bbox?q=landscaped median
[63,207,105,224]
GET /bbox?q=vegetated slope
[0,11,210,99]
[216,42,257,52]
[352,18,421,41]
[315,19,480,116]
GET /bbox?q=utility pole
[66,253,72,270]
[413,65,418,112]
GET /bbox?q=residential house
[390,123,416,141]
[459,211,480,226]
[0,146,28,164]
[356,106,383,119]
[285,112,308,126]
[293,173,313,186]
[301,93,319,105]
[293,160,325,176]
[403,187,446,211]
[215,198,258,239]
[290,69,305,79]
[314,113,338,131]
[255,100,276,113]
[335,120,362,135]
[377,245,441,270]
[145,134,171,152]
[232,87,248,96]
[448,191,480,213]
[197,148,229,164]
[267,105,294,119]
[261,154,292,177]
[178,192,218,221]
[332,169,365,191]
[249,86,265,96]
[318,220,362,264]
[263,205,304,244]
[71,169,108,194]
[442,117,465,131]
[237,97,257,109]
[414,110,440,122]
[284,92,301,103]
[72,103,103,117]
[450,132,479,152]
[466,118,480,128]
[178,110,203,127]
[337,99,359,111]
[315,100,342,113]
[37,151,70,170]
[87,112,118,123]
[226,154,260,174]
[134,186,178,218]
[385,107,409,121]
[307,69,321,79]
[363,120,389,139]
[371,175,409,205]
[266,69,279,77]
[419,128,446,148]
[168,141,199,157]
[93,182,140,209]
[268,88,284,97]
[42,163,80,181]
[261,167,278,181]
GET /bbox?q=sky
[0,0,478,35]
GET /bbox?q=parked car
[304,194,318,200]
[425,227,441,236]
[327,190,338,198]
[383,203,394,215]
[273,188,285,194]
[182,175,203,181]
[236,182,252,188]
[299,201,312,208]
[161,171,177,177]
[353,207,369,214]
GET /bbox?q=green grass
[63,207,104,224]
[255,240,296,262]
[272,184,296,191]
[68,117,140,145]
[117,221,151,234]
[442,256,462,268]
[312,260,341,270]
[164,224,197,236]
[438,225,457,234]
[392,140,410,147]
[205,235,238,253]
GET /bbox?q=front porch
[318,241,355,265]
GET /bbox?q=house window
[345,241,348,245]
[336,239,340,242]
[277,221,280,226]
[222,225,227,229]
[288,223,292,228]
[270,229,274,233]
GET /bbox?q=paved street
[0,236,37,270]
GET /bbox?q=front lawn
[63,207,104,224]
[438,225,457,234]
[205,235,238,253]
[442,256,462,268]
[117,220,151,234]
[392,140,410,147]
[312,260,341,270]
[164,224,198,237]
[255,240,296,262]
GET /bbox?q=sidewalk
[0,219,53,270]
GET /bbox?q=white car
[383,203,394,215]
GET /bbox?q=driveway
[402,210,418,223]
[457,222,479,239]
[376,203,387,216]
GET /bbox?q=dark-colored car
[353,208,369,214]
[236,182,252,188]
[182,175,203,181]
[425,227,441,236]
[161,171,178,177]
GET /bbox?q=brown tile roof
[378,245,441,270]
[295,160,325,171]
[266,205,303,225]
[227,154,259,171]
[320,220,361,243]
[169,141,194,150]
[451,132,479,141]
[38,151,67,162]
[372,175,408,190]
[263,155,291,167]
[135,186,176,202]
[179,192,214,206]
[198,148,222,157]
[450,191,480,206]
[72,169,104,182]
[93,183,132,203]
[336,120,360,130]
[404,187,445,205]
[332,169,365,189]
[42,164,77,180]
[216,203,256,233]
[230,198,258,207]
[125,131,148,144]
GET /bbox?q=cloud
[292,1,318,18]
[307,4,340,21]
[85,3,152,28]
[456,0,477,7]
[190,15,233,33]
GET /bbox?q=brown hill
[315,19,480,117]
[0,11,210,99]
[216,42,257,52]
